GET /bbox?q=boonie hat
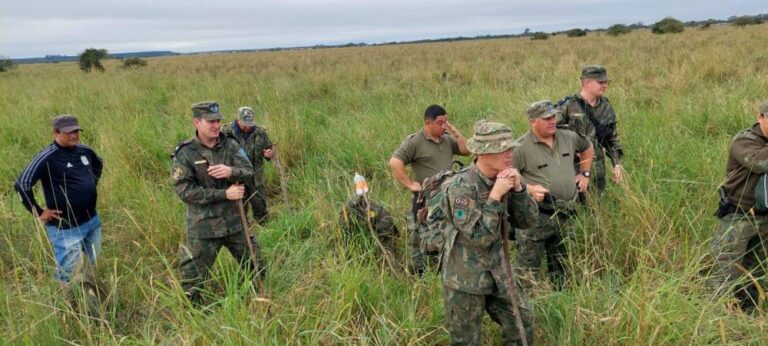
[466,120,515,155]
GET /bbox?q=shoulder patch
[171,139,193,158]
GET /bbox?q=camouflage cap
[580,65,610,82]
[51,114,82,133]
[237,106,255,126]
[191,101,222,120]
[466,120,515,155]
[527,100,558,119]
[760,101,768,115]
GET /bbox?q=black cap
[52,115,82,133]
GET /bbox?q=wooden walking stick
[500,207,529,346]
[237,197,269,300]
[271,148,289,206]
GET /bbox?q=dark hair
[424,104,447,120]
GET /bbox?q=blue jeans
[44,215,102,282]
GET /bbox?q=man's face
[481,149,514,172]
[236,120,254,133]
[531,115,557,138]
[759,113,768,137]
[54,129,80,148]
[583,78,609,97]
[425,115,448,138]
[194,118,222,141]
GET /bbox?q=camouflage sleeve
[732,135,768,174]
[603,104,623,165]
[507,188,538,229]
[446,180,504,250]
[227,140,254,183]
[171,150,227,205]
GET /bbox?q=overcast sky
[2,0,766,58]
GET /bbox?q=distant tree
[523,28,531,36]
[0,56,14,72]
[566,28,587,37]
[79,48,109,72]
[652,17,685,34]
[732,15,763,27]
[606,24,631,36]
[531,32,549,40]
[121,57,147,69]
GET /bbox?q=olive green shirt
[393,130,460,184]
[723,124,768,210]
[513,130,590,202]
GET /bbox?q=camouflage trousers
[443,283,534,345]
[245,181,268,224]
[710,212,768,309]
[178,231,265,302]
[516,211,574,288]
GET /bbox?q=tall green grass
[2,24,768,344]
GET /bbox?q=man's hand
[39,208,62,222]
[490,169,521,201]
[263,148,274,159]
[613,164,624,183]
[207,164,233,179]
[527,184,549,202]
[575,174,590,192]
[226,184,245,201]
[408,181,422,193]
[445,121,463,139]
[497,168,523,192]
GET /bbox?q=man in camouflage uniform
[171,101,264,303]
[711,101,768,311]
[340,195,399,256]
[389,104,469,275]
[556,65,624,193]
[514,101,594,288]
[221,106,274,224]
[439,120,538,345]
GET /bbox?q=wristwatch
[580,171,591,178]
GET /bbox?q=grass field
[2,24,768,344]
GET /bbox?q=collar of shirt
[469,163,496,189]
[421,129,443,144]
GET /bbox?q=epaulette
[734,128,760,142]
[171,139,193,158]
[556,94,577,108]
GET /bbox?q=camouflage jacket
[723,123,768,211]
[221,122,272,187]
[441,164,538,295]
[340,196,399,240]
[556,93,623,165]
[171,133,254,239]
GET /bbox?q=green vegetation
[0,57,13,72]
[566,28,587,37]
[121,57,148,69]
[732,15,764,27]
[79,48,109,72]
[652,17,685,34]
[531,32,549,40]
[2,24,768,344]
[606,24,631,37]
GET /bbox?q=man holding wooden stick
[437,120,537,345]
[171,101,265,304]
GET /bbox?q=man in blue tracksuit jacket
[14,115,104,282]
